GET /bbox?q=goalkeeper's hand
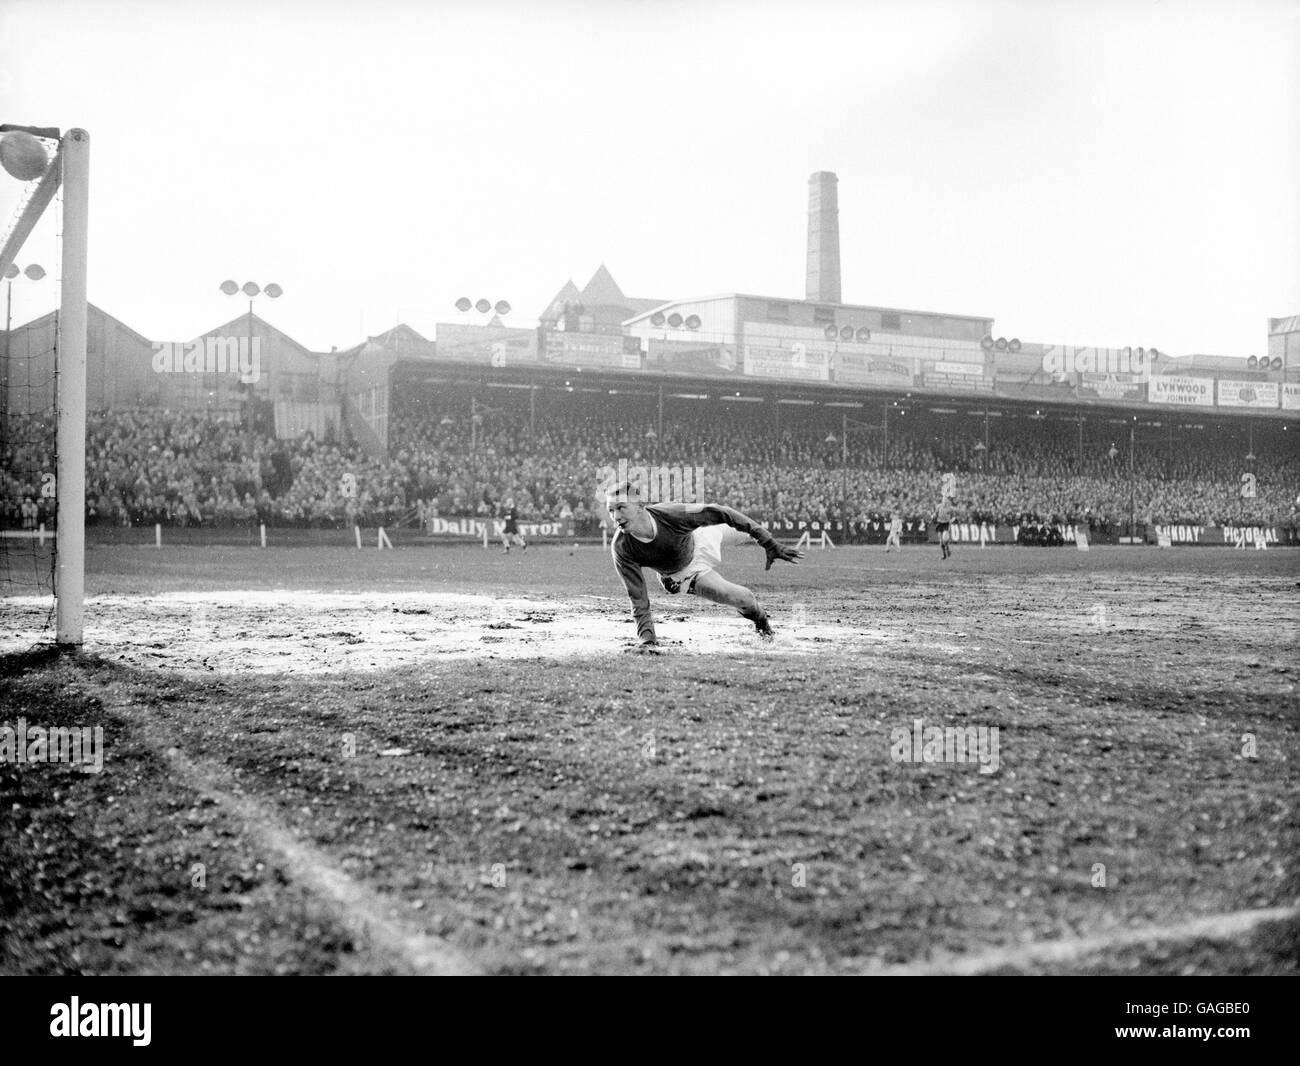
[764,543,805,570]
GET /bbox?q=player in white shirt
[885,511,903,552]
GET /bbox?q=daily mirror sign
[1217,380,1279,408]
[1149,375,1214,406]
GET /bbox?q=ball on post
[0,131,50,181]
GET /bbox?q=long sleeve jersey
[611,502,777,642]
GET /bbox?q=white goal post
[0,127,89,645]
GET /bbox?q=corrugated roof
[370,322,428,346]
[370,322,436,359]
[194,312,320,358]
[4,303,156,348]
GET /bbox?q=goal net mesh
[1,131,64,633]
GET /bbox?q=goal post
[55,130,88,645]
[0,126,88,645]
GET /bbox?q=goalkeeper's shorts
[658,525,752,594]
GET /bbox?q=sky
[1,0,1297,357]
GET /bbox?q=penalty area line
[865,903,1300,976]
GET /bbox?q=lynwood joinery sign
[1148,375,1214,406]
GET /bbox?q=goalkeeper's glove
[658,574,682,594]
[764,542,805,570]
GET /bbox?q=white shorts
[661,525,752,593]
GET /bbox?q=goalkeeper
[605,481,803,646]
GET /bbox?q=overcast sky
[2,0,1297,357]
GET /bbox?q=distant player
[605,481,803,646]
[885,511,903,552]
[935,498,953,560]
[500,498,526,553]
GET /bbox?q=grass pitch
[1,543,1297,974]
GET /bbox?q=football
[0,131,50,182]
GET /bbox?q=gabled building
[1,305,345,441]
[2,303,154,416]
[539,264,666,335]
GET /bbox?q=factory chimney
[805,171,841,304]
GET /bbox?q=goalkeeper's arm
[613,548,657,644]
[681,503,805,569]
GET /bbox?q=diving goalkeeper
[605,481,803,646]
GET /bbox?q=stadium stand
[386,388,1299,531]
[2,397,1297,533]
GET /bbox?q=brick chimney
[806,171,841,304]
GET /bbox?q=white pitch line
[112,696,479,976]
[864,904,1299,976]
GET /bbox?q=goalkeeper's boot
[754,616,776,641]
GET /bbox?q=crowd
[1,396,1297,533]
[1,413,57,530]
[388,393,1299,531]
[1,410,408,529]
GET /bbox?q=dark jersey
[611,502,777,642]
[502,507,519,534]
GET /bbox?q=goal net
[0,126,88,645]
